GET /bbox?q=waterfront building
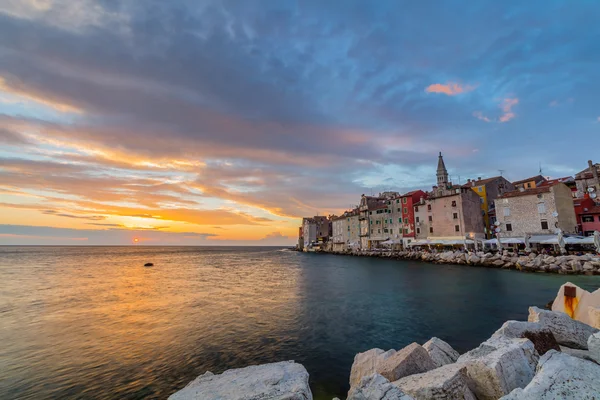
[346,209,361,249]
[513,175,547,190]
[494,182,578,238]
[575,160,600,198]
[359,194,390,249]
[302,218,317,250]
[462,176,514,238]
[331,215,347,252]
[574,196,600,236]
[424,153,486,241]
[413,199,429,241]
[297,226,304,250]
[397,190,427,247]
[301,216,330,250]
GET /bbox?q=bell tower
[436,152,449,187]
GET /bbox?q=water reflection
[1,247,599,400]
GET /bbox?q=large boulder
[500,350,600,399]
[422,337,460,368]
[588,331,600,360]
[492,321,560,355]
[559,345,600,364]
[528,306,599,349]
[456,336,539,400]
[347,373,414,400]
[376,343,436,382]
[349,348,397,389]
[392,364,476,400]
[168,361,312,400]
[551,283,600,326]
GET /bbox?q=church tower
[436,152,449,188]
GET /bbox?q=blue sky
[1,0,599,245]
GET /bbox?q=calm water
[1,246,600,399]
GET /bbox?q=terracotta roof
[462,176,503,188]
[581,206,600,215]
[538,177,574,187]
[498,186,550,199]
[512,175,546,185]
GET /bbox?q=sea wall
[318,249,600,275]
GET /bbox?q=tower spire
[436,152,449,187]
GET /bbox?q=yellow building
[512,175,547,190]
[463,176,515,238]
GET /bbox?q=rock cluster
[328,249,600,275]
[169,289,600,400]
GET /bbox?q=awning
[528,235,556,244]
[483,237,525,245]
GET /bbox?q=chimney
[467,179,471,183]
[478,177,482,181]
[589,160,600,190]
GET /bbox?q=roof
[538,177,574,187]
[462,176,503,188]
[512,175,546,185]
[575,163,600,179]
[498,186,550,199]
[581,206,600,215]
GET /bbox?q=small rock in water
[144,262,154,267]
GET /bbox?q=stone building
[413,199,429,240]
[575,160,600,198]
[494,183,578,238]
[359,194,391,249]
[396,190,427,247]
[331,214,348,252]
[424,152,486,240]
[463,176,515,238]
[301,216,330,250]
[297,226,304,250]
[301,218,316,250]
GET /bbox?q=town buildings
[359,194,392,250]
[513,175,547,190]
[494,183,578,238]
[301,216,331,250]
[395,190,427,247]
[575,160,600,198]
[331,209,361,251]
[463,176,514,238]
[575,197,600,236]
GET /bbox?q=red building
[574,196,600,236]
[399,189,427,246]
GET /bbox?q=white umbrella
[496,235,503,252]
[594,231,600,254]
[524,234,531,253]
[557,230,566,254]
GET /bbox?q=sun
[133,237,139,243]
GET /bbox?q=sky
[1,0,600,245]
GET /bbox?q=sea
[1,246,599,399]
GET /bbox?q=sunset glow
[1,0,600,245]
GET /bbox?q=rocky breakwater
[336,249,600,275]
[169,284,600,400]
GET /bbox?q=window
[371,229,373,234]
[582,215,594,223]
[537,202,546,214]
[541,220,549,230]
[537,194,543,199]
[390,229,393,234]
[415,206,419,212]
[455,225,460,232]
[480,197,484,204]
[404,218,409,223]
[370,220,373,225]
[347,226,350,231]
[378,229,381,233]
[429,227,434,233]
[384,229,388,233]
[398,218,402,223]
[453,213,458,219]
[506,223,512,231]
[397,208,401,212]
[477,187,482,192]
[416,216,420,223]
[376,220,380,225]
[503,207,510,217]
[526,183,531,188]
[369,211,372,215]
[403,207,408,214]
[417,227,421,234]
[403,197,407,204]
[427,204,432,211]
[451,200,457,207]
[428,216,433,222]
[404,228,408,234]
[396,199,399,204]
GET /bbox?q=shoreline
[303,248,600,275]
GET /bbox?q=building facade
[494,183,578,238]
[397,190,427,247]
[359,194,392,249]
[513,175,547,190]
[331,215,348,252]
[574,197,600,236]
[575,160,600,198]
[463,176,514,238]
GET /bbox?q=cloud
[425,82,477,96]
[499,98,518,123]
[473,111,491,122]
[549,100,559,107]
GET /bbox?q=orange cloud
[473,111,491,123]
[425,82,477,96]
[0,76,83,114]
[499,98,518,123]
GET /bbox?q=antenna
[539,162,543,175]
[498,169,505,177]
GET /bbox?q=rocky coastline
[170,283,600,399]
[314,248,600,275]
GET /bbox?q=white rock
[500,350,600,399]
[376,343,436,382]
[349,348,397,389]
[588,331,600,360]
[492,320,560,355]
[528,306,599,349]
[589,306,600,329]
[347,373,414,400]
[422,337,460,368]
[559,345,600,364]
[168,361,312,400]
[468,255,480,264]
[456,336,539,400]
[393,364,476,400]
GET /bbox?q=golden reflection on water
[0,247,302,399]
